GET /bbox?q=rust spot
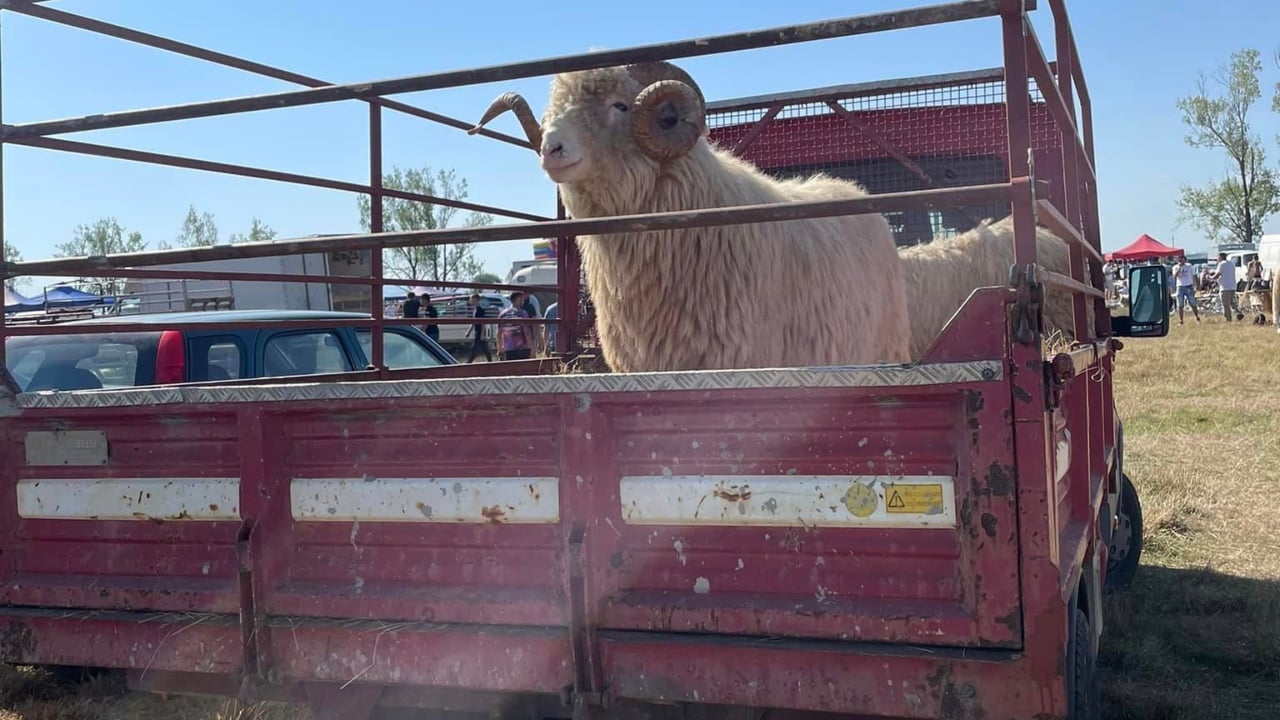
[995,608,1021,634]
[1012,385,1033,404]
[527,483,541,501]
[208,504,219,513]
[980,513,997,538]
[963,390,984,415]
[0,622,36,663]
[609,552,624,569]
[480,505,507,524]
[712,483,752,503]
[415,501,433,519]
[985,462,1014,497]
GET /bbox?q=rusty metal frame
[0,0,1102,364]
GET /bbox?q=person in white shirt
[1170,255,1200,324]
[1102,260,1118,302]
[1209,252,1238,321]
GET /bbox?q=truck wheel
[1067,606,1102,719]
[1105,473,1143,592]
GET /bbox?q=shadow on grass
[1102,565,1280,720]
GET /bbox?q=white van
[1259,234,1280,276]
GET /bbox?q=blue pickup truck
[4,309,455,392]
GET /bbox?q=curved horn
[625,61,705,107]
[630,79,706,161]
[468,92,543,152]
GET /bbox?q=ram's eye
[612,102,628,112]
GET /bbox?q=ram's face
[540,69,644,185]
[468,61,709,192]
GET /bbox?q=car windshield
[4,332,160,392]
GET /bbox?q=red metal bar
[79,265,556,295]
[369,104,386,372]
[1000,3,1068,711]
[1,315,551,338]
[730,102,784,155]
[1021,18,1095,185]
[0,0,532,150]
[1046,0,1093,163]
[7,183,1021,278]
[0,0,1025,140]
[1037,199,1101,264]
[706,66,1007,114]
[824,100,932,182]
[9,136,550,223]
[1040,269,1104,299]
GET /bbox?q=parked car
[3,309,455,392]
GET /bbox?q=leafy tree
[472,271,502,285]
[356,165,491,282]
[171,204,220,248]
[55,217,148,295]
[3,244,25,290]
[229,218,277,244]
[1175,48,1280,245]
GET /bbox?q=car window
[5,334,152,392]
[355,329,445,369]
[262,331,353,377]
[189,336,245,382]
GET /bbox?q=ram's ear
[468,92,543,152]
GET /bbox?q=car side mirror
[1112,263,1170,338]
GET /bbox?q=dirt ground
[1,318,1277,719]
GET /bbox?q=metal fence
[0,0,1106,377]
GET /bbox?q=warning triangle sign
[887,491,905,509]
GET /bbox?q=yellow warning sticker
[841,483,879,518]
[883,484,945,515]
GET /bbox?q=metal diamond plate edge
[15,360,1004,410]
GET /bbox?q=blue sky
[3,0,1280,291]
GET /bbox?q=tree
[229,218,277,244]
[356,165,491,282]
[472,272,502,285]
[3,244,25,291]
[55,217,148,295]
[1175,49,1280,245]
[171,205,220,248]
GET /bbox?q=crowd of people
[1103,253,1271,326]
[384,289,561,363]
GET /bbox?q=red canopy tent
[1105,233,1184,262]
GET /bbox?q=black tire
[1105,472,1143,592]
[1067,606,1102,720]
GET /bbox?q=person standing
[498,291,536,361]
[402,291,421,320]
[422,292,440,344]
[464,293,492,363]
[1209,252,1237,321]
[1171,256,1200,324]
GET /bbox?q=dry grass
[0,665,306,719]
[1101,317,1280,720]
[3,318,1278,719]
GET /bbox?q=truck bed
[0,291,1064,718]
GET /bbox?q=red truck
[0,1,1169,718]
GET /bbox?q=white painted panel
[619,475,955,528]
[291,477,560,524]
[17,478,241,521]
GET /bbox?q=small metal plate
[24,430,109,467]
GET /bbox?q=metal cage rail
[0,0,1106,378]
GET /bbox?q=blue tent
[42,285,114,308]
[3,286,42,313]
